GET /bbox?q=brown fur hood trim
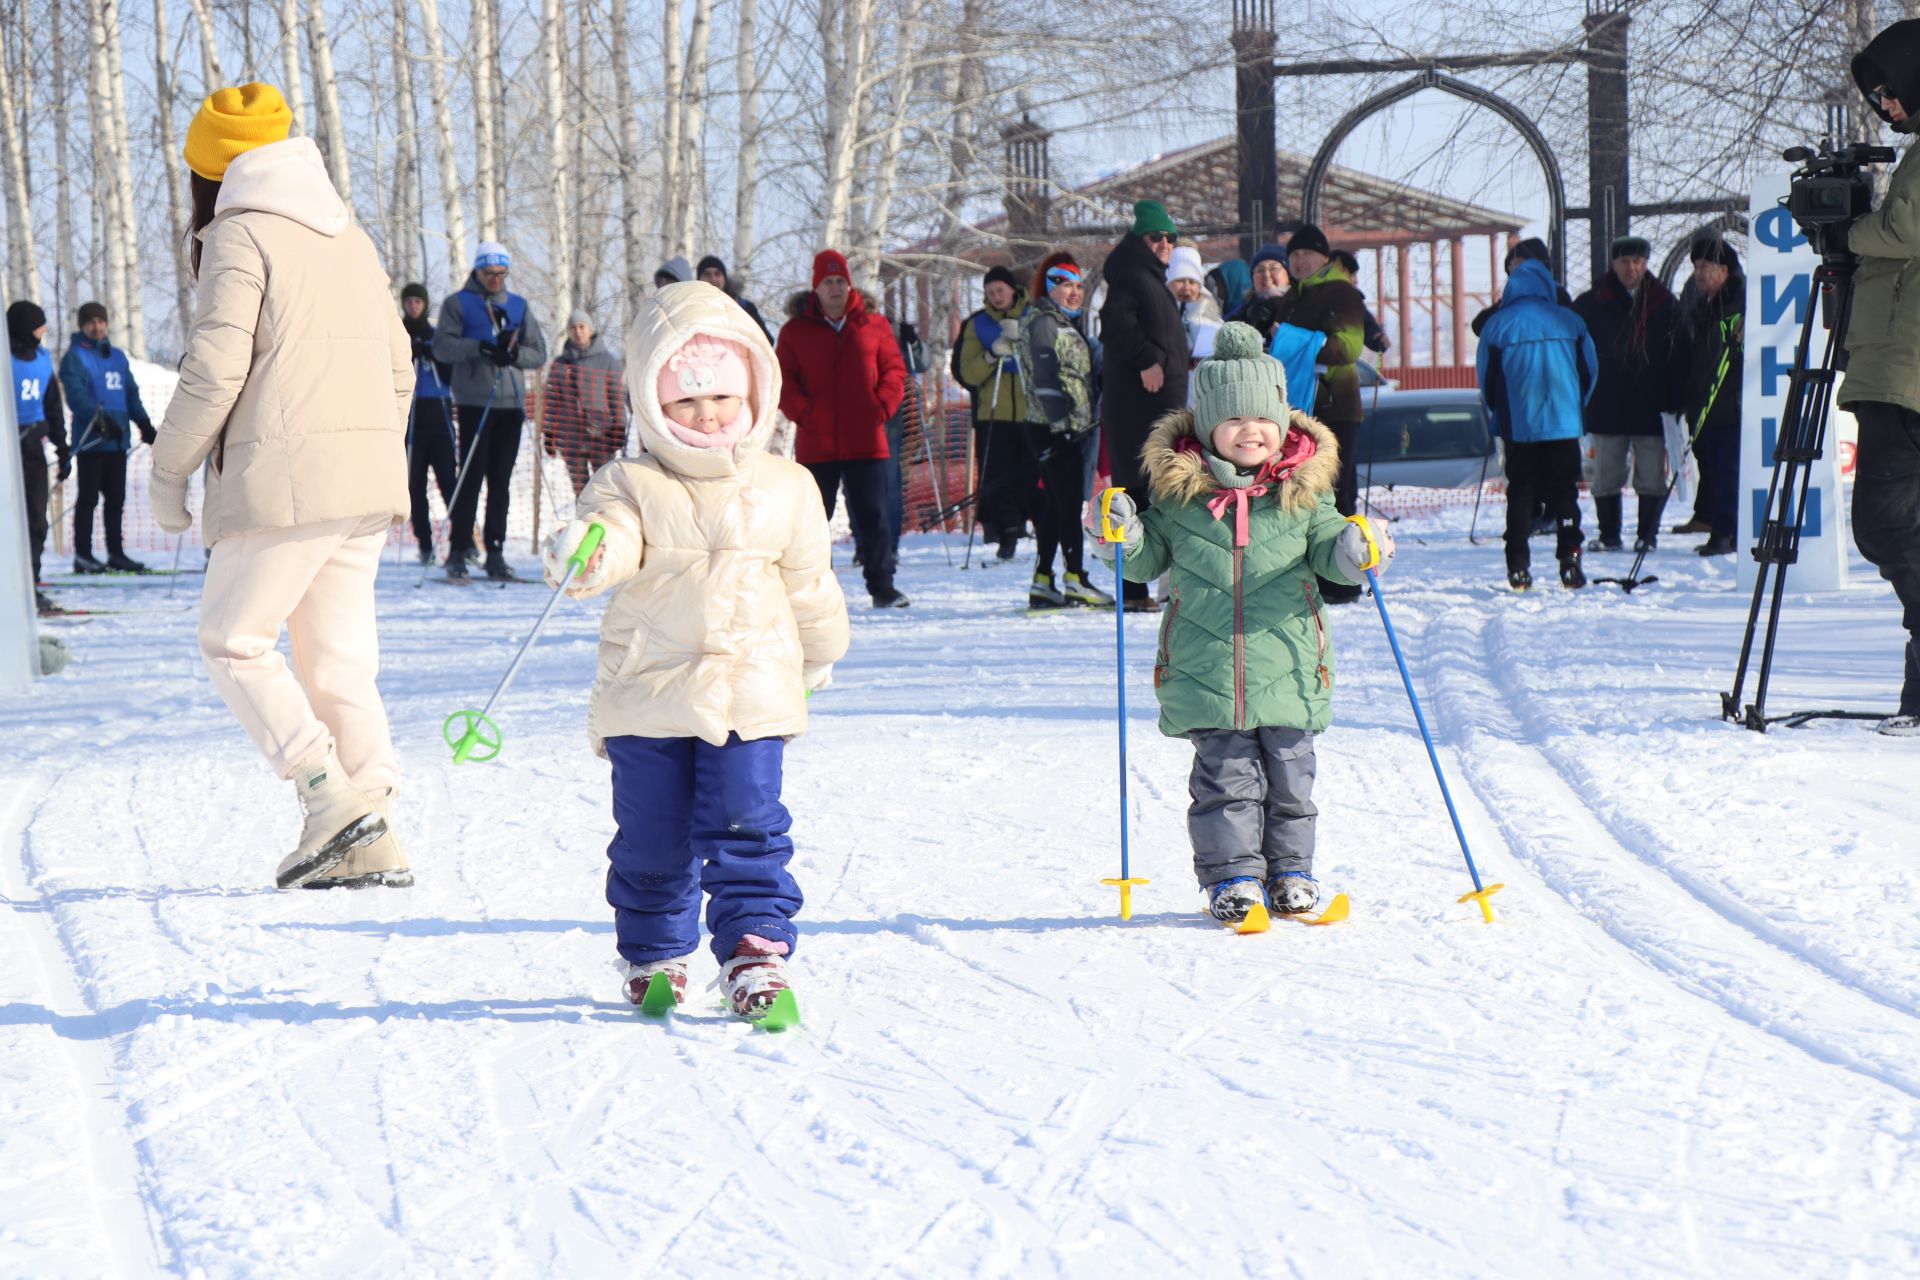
[1141,408,1342,513]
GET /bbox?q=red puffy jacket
[775,289,906,464]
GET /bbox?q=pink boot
[719,935,791,1019]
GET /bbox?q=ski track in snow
[7,507,1920,1277]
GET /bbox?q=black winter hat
[1609,235,1652,261]
[1690,237,1741,271]
[1287,224,1331,258]
[696,254,728,280]
[7,300,47,348]
[1505,237,1552,271]
[1854,19,1920,133]
[983,264,1019,291]
[400,281,430,304]
[77,300,109,326]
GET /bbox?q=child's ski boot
[1206,876,1267,925]
[620,956,690,1013]
[1029,573,1066,609]
[1507,567,1533,592]
[1268,872,1320,915]
[720,936,792,1021]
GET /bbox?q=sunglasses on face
[1873,83,1898,103]
[1145,231,1174,245]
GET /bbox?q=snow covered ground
[7,500,1919,1278]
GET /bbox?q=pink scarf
[1180,427,1318,547]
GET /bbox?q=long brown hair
[189,174,222,277]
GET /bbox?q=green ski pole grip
[568,523,606,576]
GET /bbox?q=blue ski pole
[1099,488,1148,920]
[1346,515,1501,923]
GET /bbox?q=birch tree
[540,0,573,321]
[675,0,713,257]
[52,0,76,323]
[472,0,499,240]
[276,0,308,134]
[661,0,684,262]
[609,0,646,299]
[390,0,423,282]
[733,0,762,276]
[416,0,468,268]
[101,0,144,352]
[307,0,350,199]
[153,0,194,335]
[86,0,129,342]
[186,0,225,87]
[818,0,876,249]
[0,13,36,302]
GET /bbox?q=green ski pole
[443,522,605,764]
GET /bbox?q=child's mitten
[542,519,614,596]
[1334,515,1395,580]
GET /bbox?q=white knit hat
[1166,245,1205,285]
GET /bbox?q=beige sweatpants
[199,514,398,795]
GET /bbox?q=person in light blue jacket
[1477,258,1599,591]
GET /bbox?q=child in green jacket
[1098,322,1395,922]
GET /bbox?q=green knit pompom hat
[1193,321,1290,439]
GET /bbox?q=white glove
[150,472,192,535]
[542,519,614,596]
[1089,488,1145,562]
[1333,516,1395,581]
[989,318,1022,359]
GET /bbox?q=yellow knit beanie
[184,83,293,181]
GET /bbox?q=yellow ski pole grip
[1100,486,1128,544]
[1345,514,1381,572]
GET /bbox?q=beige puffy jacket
[571,282,851,753]
[153,137,412,545]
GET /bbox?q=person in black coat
[1670,239,1745,555]
[1097,199,1190,611]
[696,255,773,343]
[1574,235,1683,551]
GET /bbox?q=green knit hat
[1193,322,1289,437]
[1131,199,1177,237]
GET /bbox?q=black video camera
[1782,140,1897,260]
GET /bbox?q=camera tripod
[1720,256,1885,732]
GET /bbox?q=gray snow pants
[1186,727,1318,887]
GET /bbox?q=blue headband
[474,251,510,270]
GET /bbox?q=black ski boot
[1559,548,1586,588]
[73,552,108,574]
[1697,534,1736,557]
[1507,567,1533,592]
[106,552,148,573]
[484,550,516,581]
[1591,495,1623,551]
[1633,494,1666,554]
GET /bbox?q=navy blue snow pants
[604,733,801,965]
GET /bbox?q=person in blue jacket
[399,282,457,564]
[58,300,154,573]
[10,301,71,611]
[1477,258,1599,591]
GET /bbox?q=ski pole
[1098,488,1148,920]
[417,382,498,588]
[444,521,604,764]
[1346,514,1501,923]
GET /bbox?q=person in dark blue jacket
[58,300,154,572]
[1478,259,1599,590]
[399,282,458,564]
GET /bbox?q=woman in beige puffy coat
[148,84,415,891]
[541,280,849,1021]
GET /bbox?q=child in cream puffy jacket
[543,281,850,1021]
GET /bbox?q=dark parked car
[1353,387,1497,489]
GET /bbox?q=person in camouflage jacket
[1016,252,1107,608]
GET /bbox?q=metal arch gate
[1299,69,1569,284]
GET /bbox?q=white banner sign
[1739,171,1848,593]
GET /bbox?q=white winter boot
[305,788,413,889]
[274,748,386,889]
[719,936,792,1019]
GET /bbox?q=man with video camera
[1840,20,1920,736]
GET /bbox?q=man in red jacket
[777,249,910,607]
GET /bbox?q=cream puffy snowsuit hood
[153,136,413,545]
[571,281,851,753]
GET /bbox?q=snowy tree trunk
[661,0,683,263]
[609,0,645,302]
[307,0,351,200]
[86,0,128,344]
[732,0,759,277]
[819,0,874,250]
[277,0,308,134]
[540,0,573,323]
[0,15,36,303]
[101,0,144,353]
[52,0,76,324]
[472,0,499,240]
[941,0,985,249]
[390,0,423,283]
[416,0,467,270]
[675,0,711,258]
[859,48,918,286]
[185,0,225,87]
[152,0,194,336]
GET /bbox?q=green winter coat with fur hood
[1121,408,1358,737]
